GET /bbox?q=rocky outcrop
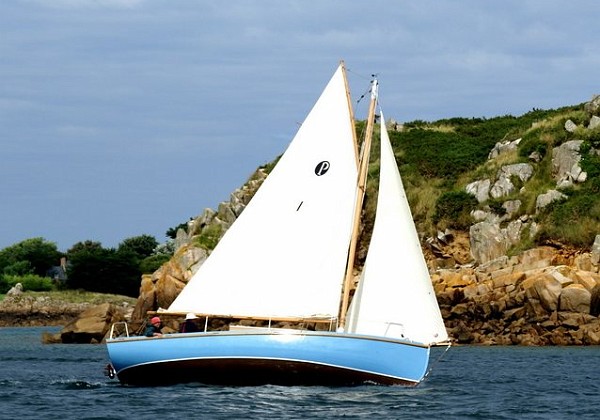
[466,162,533,203]
[535,189,568,213]
[592,236,600,265]
[469,217,537,264]
[131,244,208,324]
[464,97,600,266]
[465,179,491,203]
[435,94,600,345]
[469,222,510,264]
[584,94,600,116]
[564,119,577,133]
[552,140,587,188]
[433,246,600,345]
[0,294,89,327]
[488,138,521,159]
[489,163,533,199]
[6,282,23,296]
[42,303,126,344]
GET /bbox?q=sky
[2,0,599,252]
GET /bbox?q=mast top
[370,76,379,101]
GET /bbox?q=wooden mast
[338,76,378,329]
[340,61,359,167]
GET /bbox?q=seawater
[1,327,599,419]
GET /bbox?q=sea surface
[1,327,599,419]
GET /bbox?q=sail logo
[315,161,330,176]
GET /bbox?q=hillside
[23,95,599,344]
[388,98,600,254]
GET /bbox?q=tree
[118,235,158,260]
[67,240,103,255]
[166,222,188,239]
[66,246,141,297]
[139,254,171,274]
[0,238,63,277]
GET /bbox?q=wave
[51,379,105,390]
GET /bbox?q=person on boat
[179,312,200,333]
[144,316,163,337]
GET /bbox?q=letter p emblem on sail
[315,161,330,176]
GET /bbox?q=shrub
[195,224,223,251]
[166,222,188,240]
[536,192,600,247]
[118,235,158,260]
[392,129,488,180]
[403,119,429,129]
[518,128,547,159]
[581,152,600,180]
[139,254,171,274]
[508,229,536,257]
[585,129,600,149]
[1,274,54,292]
[2,260,33,276]
[487,199,507,217]
[433,191,478,230]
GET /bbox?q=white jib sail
[168,64,358,319]
[346,113,448,344]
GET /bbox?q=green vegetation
[536,191,600,246]
[194,224,223,251]
[0,233,174,298]
[0,274,54,293]
[0,238,63,294]
[0,238,62,278]
[392,128,487,180]
[368,101,599,250]
[166,222,188,239]
[433,191,479,230]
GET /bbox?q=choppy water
[1,327,599,419]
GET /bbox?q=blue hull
[106,330,431,386]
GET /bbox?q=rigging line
[356,87,371,105]
[423,342,452,382]
[345,67,372,81]
[357,75,380,105]
[347,67,379,104]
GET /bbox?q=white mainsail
[346,114,448,345]
[168,64,358,319]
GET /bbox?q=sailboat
[106,62,449,386]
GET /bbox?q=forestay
[346,114,448,345]
[168,65,358,319]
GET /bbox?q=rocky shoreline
[0,311,80,328]
[432,244,600,345]
[0,295,91,328]
[0,294,134,344]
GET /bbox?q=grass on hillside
[379,101,600,249]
